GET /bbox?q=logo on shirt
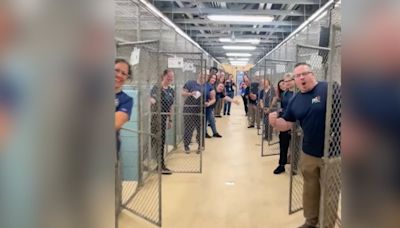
[311,96,321,104]
[115,98,119,107]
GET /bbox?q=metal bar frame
[161,51,205,174]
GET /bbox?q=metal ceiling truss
[115,0,326,64]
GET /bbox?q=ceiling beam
[153,0,320,4]
[174,19,301,26]
[159,7,309,16]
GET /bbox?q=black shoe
[298,223,317,228]
[213,133,222,138]
[273,165,285,174]
[215,115,222,118]
[184,146,190,153]
[205,133,212,138]
[227,113,230,115]
[247,125,255,128]
[162,167,172,175]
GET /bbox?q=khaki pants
[215,99,223,116]
[247,104,261,127]
[300,152,340,228]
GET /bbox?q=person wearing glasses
[269,63,330,228]
[150,69,176,175]
[273,73,296,174]
[114,58,134,222]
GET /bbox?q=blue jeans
[206,107,217,134]
[224,91,234,114]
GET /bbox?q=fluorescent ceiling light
[223,46,256,50]
[229,58,249,61]
[230,61,248,64]
[230,61,248,66]
[226,53,252,57]
[219,38,260,44]
[208,15,274,23]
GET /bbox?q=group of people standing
[238,72,296,175]
[115,59,339,228]
[238,63,339,228]
[115,61,238,177]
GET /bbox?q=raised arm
[206,90,216,107]
[223,95,239,105]
[269,112,294,132]
[181,88,195,97]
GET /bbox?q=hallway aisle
[120,101,303,228]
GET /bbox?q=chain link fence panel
[160,52,205,173]
[320,4,342,228]
[289,39,331,217]
[261,59,295,157]
[116,40,162,227]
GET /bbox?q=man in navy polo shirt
[269,63,333,228]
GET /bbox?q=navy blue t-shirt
[283,81,328,157]
[259,87,276,108]
[115,91,133,118]
[150,85,175,113]
[280,90,295,116]
[183,80,202,94]
[225,80,235,93]
[204,83,215,110]
[115,91,134,155]
[248,82,259,105]
[183,80,202,104]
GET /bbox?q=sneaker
[213,133,222,138]
[184,146,190,154]
[205,133,212,138]
[247,125,255,128]
[273,165,285,174]
[162,167,172,175]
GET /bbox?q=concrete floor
[119,102,304,228]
